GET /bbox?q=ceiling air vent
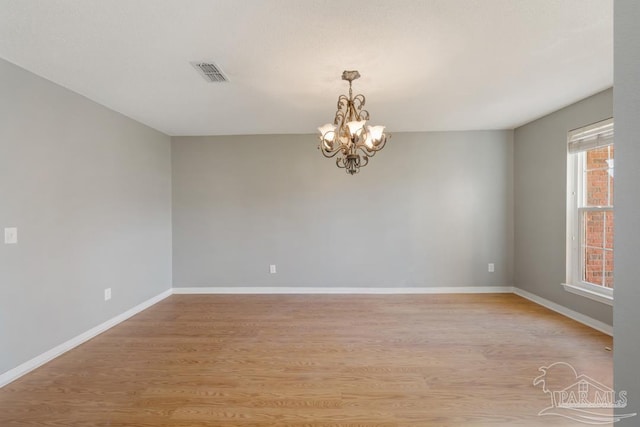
[191,61,228,83]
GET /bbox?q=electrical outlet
[488,263,495,273]
[4,227,17,244]
[270,264,277,274]
[104,288,112,301]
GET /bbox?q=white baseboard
[0,288,173,388]
[513,287,613,336]
[172,286,515,294]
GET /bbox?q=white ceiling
[0,0,612,136]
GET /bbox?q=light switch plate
[270,264,277,274]
[4,227,17,244]
[104,288,112,301]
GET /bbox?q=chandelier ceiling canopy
[318,71,389,175]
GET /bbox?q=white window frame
[564,118,614,306]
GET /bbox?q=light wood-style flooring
[0,294,612,426]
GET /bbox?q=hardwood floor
[0,294,612,426]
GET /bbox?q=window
[564,118,614,305]
[579,381,589,395]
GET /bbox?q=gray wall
[172,131,513,288]
[0,58,172,375]
[513,89,613,325]
[614,0,640,422]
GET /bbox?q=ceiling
[0,0,612,136]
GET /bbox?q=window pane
[584,211,604,248]
[604,211,614,250]
[581,210,614,288]
[583,145,614,207]
[586,146,610,169]
[584,247,604,286]
[605,249,614,288]
[585,169,610,206]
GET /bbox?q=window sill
[562,283,613,306]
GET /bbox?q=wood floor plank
[0,294,612,426]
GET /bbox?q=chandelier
[317,70,389,175]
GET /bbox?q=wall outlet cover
[4,227,17,244]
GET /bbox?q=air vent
[191,61,228,83]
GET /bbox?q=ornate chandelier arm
[359,154,369,168]
[336,94,349,111]
[335,153,366,175]
[356,108,370,122]
[358,146,378,158]
[318,144,344,158]
[334,95,350,126]
[373,135,389,150]
[352,94,366,117]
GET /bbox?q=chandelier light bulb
[367,125,385,146]
[318,123,336,142]
[346,120,367,137]
[318,123,337,150]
